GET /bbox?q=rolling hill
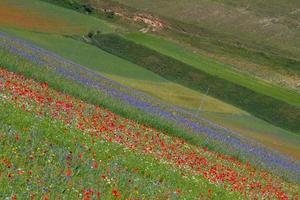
[0,0,299,199]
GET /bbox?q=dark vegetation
[87,33,300,133]
[41,0,94,14]
[40,0,118,19]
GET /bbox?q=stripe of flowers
[0,69,296,199]
[0,33,299,181]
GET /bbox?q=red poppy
[15,134,20,141]
[12,194,17,200]
[92,161,99,169]
[65,168,72,177]
[112,189,122,198]
[43,195,49,200]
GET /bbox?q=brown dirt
[132,14,165,31]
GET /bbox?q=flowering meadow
[0,31,299,183]
[0,68,299,199]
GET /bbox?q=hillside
[111,0,300,57]
[80,0,300,90]
[0,0,299,199]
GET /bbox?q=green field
[1,0,300,169]
[70,0,300,92]
[0,36,299,199]
[86,33,300,132]
[124,33,300,107]
[0,85,240,200]
[1,27,300,160]
[0,0,300,198]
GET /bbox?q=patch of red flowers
[65,168,72,177]
[112,189,122,198]
[0,68,298,200]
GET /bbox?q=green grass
[0,47,245,163]
[0,27,164,82]
[53,0,300,93]
[0,27,244,114]
[124,32,300,107]
[36,0,300,100]
[1,27,300,159]
[86,33,300,133]
[1,34,300,181]
[0,0,299,194]
[203,112,300,159]
[1,0,300,158]
[0,99,239,199]
[29,0,300,106]
[2,42,296,171]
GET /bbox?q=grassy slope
[87,33,300,132]
[0,96,237,199]
[87,0,300,91]
[0,27,242,114]
[0,41,243,160]
[124,32,300,107]
[42,0,300,97]
[1,29,300,160]
[1,50,299,195]
[112,0,300,59]
[204,112,300,159]
[1,0,299,158]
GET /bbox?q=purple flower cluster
[0,31,299,182]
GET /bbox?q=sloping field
[111,0,300,60]
[124,33,300,106]
[69,0,300,89]
[0,0,299,198]
[1,32,300,182]
[0,69,239,199]
[0,0,298,154]
[1,23,300,160]
[0,68,299,199]
[86,33,300,133]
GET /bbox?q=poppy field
[0,68,299,199]
[1,31,299,182]
[0,0,300,199]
